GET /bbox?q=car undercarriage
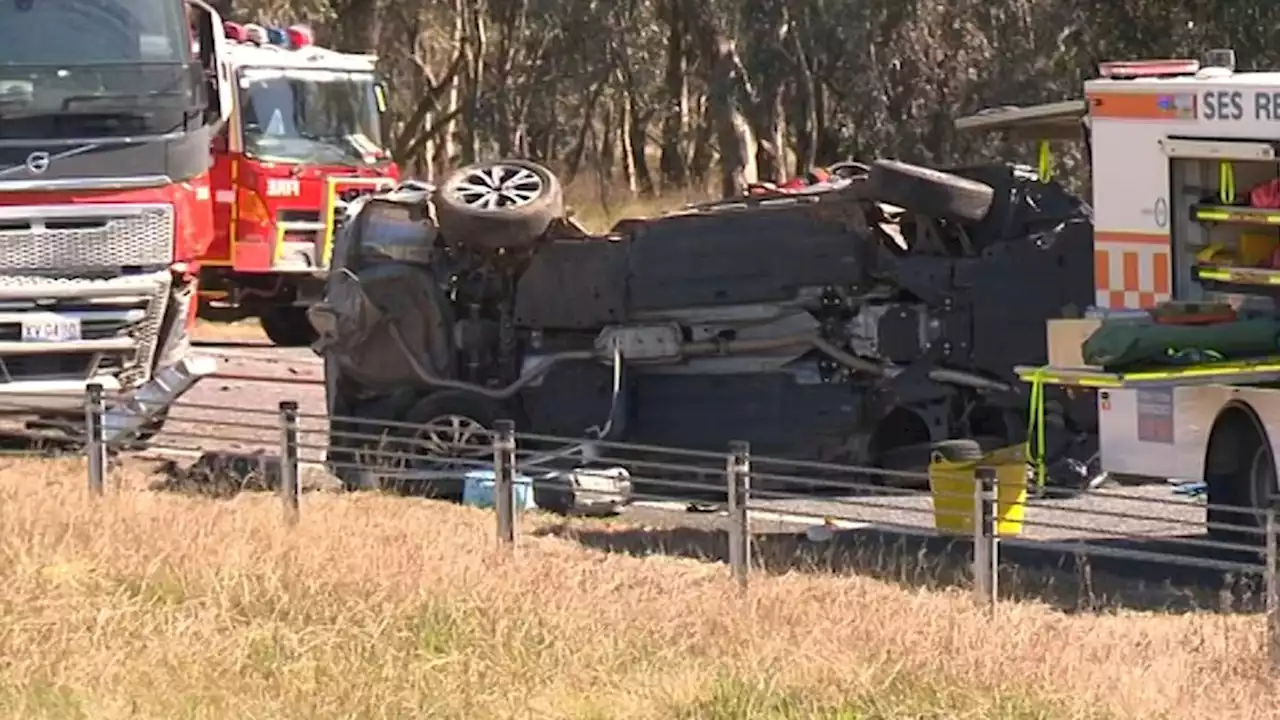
[309,158,1101,497]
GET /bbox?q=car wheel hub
[449,164,543,210]
[413,413,491,471]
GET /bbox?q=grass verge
[0,458,1274,718]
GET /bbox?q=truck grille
[0,272,171,389]
[0,203,174,273]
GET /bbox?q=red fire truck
[0,0,231,442]
[197,22,399,346]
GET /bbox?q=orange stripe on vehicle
[1152,252,1171,294]
[1095,230,1169,245]
[1122,252,1140,291]
[1094,250,1110,290]
[1088,92,1193,120]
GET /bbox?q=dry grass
[192,318,266,343]
[559,176,712,232]
[0,458,1276,719]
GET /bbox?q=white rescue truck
[966,50,1280,542]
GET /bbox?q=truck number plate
[21,314,82,343]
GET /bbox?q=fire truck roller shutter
[865,159,995,222]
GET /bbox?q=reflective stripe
[1094,231,1172,310]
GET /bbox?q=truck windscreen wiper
[0,108,152,121]
[61,91,182,112]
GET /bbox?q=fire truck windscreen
[0,0,200,139]
[238,68,385,167]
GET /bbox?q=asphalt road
[151,336,1268,608]
[157,336,1217,559]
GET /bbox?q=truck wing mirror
[187,0,234,127]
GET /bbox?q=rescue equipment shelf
[1193,204,1280,226]
[1015,359,1280,389]
[1195,264,1280,289]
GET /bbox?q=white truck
[969,51,1280,543]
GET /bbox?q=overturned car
[309,157,1100,497]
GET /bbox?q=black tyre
[197,300,250,324]
[395,390,509,501]
[878,439,984,488]
[1204,407,1275,549]
[932,439,985,462]
[1209,441,1275,549]
[826,160,871,179]
[435,159,564,250]
[866,159,995,222]
[259,306,318,347]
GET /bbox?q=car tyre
[259,306,319,347]
[866,159,995,222]
[396,390,509,501]
[878,438,985,487]
[435,159,564,250]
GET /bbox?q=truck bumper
[0,270,173,400]
[0,376,122,413]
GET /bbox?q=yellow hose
[1025,366,1048,490]
[1219,161,1236,204]
[1037,141,1053,181]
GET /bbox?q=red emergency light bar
[1098,59,1201,79]
[222,21,314,48]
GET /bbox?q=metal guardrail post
[85,383,106,496]
[972,465,998,608]
[1266,500,1280,672]
[279,401,300,526]
[727,440,751,592]
[493,419,517,546]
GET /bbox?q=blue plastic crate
[462,469,536,510]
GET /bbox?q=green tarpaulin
[1082,317,1280,370]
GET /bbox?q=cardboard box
[1046,318,1102,369]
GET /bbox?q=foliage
[216,0,1280,194]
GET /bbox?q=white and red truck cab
[198,22,399,346]
[0,0,231,442]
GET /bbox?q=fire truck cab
[974,50,1280,543]
[198,22,398,346]
[0,0,232,444]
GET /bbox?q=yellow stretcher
[1017,357,1280,490]
[1014,357,1280,389]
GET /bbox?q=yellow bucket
[928,443,1029,536]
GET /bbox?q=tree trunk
[619,93,638,194]
[688,95,714,188]
[434,0,468,173]
[565,78,609,183]
[658,0,689,190]
[791,7,818,175]
[754,78,784,182]
[707,36,756,197]
[461,0,487,163]
[628,96,655,197]
[599,102,616,181]
[332,0,381,54]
